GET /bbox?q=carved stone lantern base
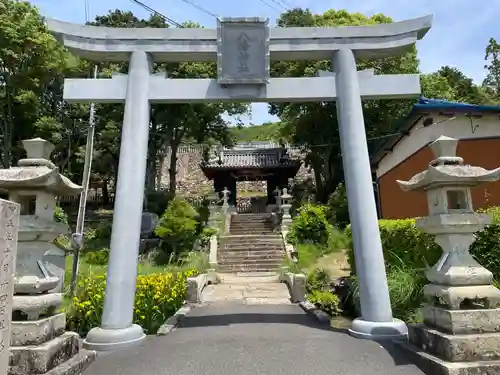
[400,300,500,374]
[9,313,96,375]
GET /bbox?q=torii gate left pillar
[79,50,152,350]
[48,15,432,350]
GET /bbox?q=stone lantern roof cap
[396,135,500,192]
[0,138,82,196]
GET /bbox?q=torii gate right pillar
[333,49,407,339]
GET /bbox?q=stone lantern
[221,186,231,214]
[396,135,500,374]
[273,186,281,209]
[0,138,94,374]
[207,191,220,228]
[280,188,293,228]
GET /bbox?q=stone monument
[0,199,20,375]
[0,138,96,374]
[397,135,500,374]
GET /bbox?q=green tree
[88,11,249,194]
[0,0,79,167]
[421,66,493,104]
[483,37,500,101]
[0,0,93,182]
[270,9,419,202]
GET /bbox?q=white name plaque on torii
[217,17,270,85]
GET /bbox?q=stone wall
[160,145,213,196]
[160,144,314,197]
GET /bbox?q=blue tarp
[412,97,500,113]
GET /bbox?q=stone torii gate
[47,15,433,350]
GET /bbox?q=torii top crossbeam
[46,15,432,62]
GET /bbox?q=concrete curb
[157,305,192,336]
[187,271,218,303]
[299,300,331,325]
[279,272,306,303]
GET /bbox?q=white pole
[69,65,98,295]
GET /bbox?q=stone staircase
[217,213,285,273]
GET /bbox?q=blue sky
[31,0,500,125]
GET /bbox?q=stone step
[217,265,281,272]
[218,246,285,254]
[230,230,275,235]
[231,217,270,221]
[230,229,274,233]
[218,259,284,266]
[9,332,81,375]
[217,272,279,281]
[229,224,273,229]
[220,234,283,240]
[44,348,97,375]
[230,222,273,226]
[231,214,270,219]
[231,219,270,223]
[222,240,283,245]
[218,255,285,266]
[230,221,271,226]
[219,241,284,249]
[230,217,271,222]
[222,237,283,243]
[220,252,284,258]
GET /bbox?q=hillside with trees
[229,122,285,143]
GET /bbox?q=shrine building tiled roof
[201,148,301,169]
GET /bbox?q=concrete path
[83,303,424,375]
[202,273,291,305]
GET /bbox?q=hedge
[345,206,500,280]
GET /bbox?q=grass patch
[64,251,209,290]
[284,228,350,273]
[347,264,426,322]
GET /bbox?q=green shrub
[308,290,342,316]
[345,206,500,279]
[470,206,500,280]
[195,198,210,227]
[471,225,500,278]
[84,248,109,266]
[66,269,197,336]
[345,219,441,273]
[306,268,331,293]
[287,204,330,246]
[199,227,217,250]
[54,205,68,224]
[325,183,350,229]
[154,198,199,263]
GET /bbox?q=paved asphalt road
[83,303,425,375]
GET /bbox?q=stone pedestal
[9,315,96,375]
[401,305,500,374]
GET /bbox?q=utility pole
[69,65,98,295]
